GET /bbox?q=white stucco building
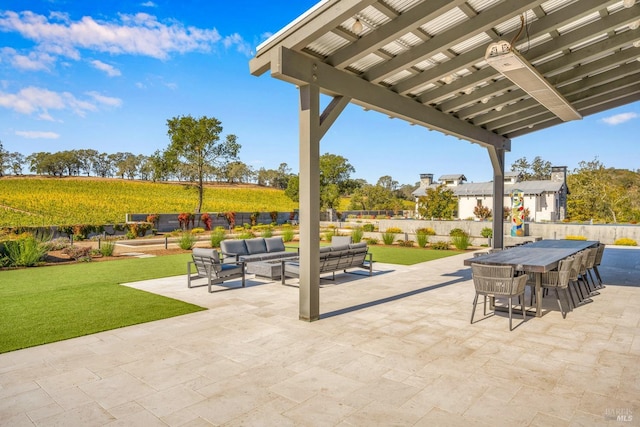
[412,166,569,222]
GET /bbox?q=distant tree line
[0,140,292,187]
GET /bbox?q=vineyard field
[0,177,297,227]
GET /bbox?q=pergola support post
[298,84,321,321]
[488,146,506,249]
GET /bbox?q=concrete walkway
[1,247,639,426]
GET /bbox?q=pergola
[249,0,640,321]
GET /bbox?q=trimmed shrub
[398,239,414,247]
[99,240,116,257]
[362,223,375,232]
[281,226,295,242]
[178,232,196,250]
[481,227,493,238]
[449,228,467,237]
[237,231,255,240]
[431,240,450,250]
[614,238,637,246]
[210,227,226,248]
[260,227,273,238]
[415,227,436,236]
[565,235,587,240]
[351,227,364,243]
[415,233,428,248]
[323,228,335,242]
[385,227,402,234]
[366,237,379,245]
[381,232,396,245]
[451,233,471,250]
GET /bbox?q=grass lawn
[0,254,203,354]
[0,244,465,353]
[366,245,465,265]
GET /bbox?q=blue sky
[1,1,638,186]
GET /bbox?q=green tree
[285,175,299,202]
[319,153,355,209]
[567,158,633,223]
[417,184,457,219]
[0,141,6,177]
[166,115,240,213]
[349,183,393,210]
[511,156,551,180]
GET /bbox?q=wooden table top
[464,240,599,273]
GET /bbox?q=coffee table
[246,259,292,280]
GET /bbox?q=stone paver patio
[1,247,639,426]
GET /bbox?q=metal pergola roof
[251,0,640,145]
[249,0,640,321]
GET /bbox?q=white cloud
[90,59,121,76]
[1,47,56,71]
[85,91,123,107]
[141,1,157,7]
[15,130,60,139]
[0,10,222,61]
[0,86,120,118]
[223,33,253,56]
[601,112,638,125]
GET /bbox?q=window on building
[476,199,483,207]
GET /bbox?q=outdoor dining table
[464,239,599,317]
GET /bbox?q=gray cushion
[319,246,333,253]
[331,236,352,247]
[192,248,219,263]
[221,240,248,255]
[264,237,286,253]
[331,245,349,252]
[349,242,367,250]
[245,238,267,255]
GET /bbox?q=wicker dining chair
[470,264,528,330]
[568,251,592,305]
[539,257,574,318]
[591,243,606,288]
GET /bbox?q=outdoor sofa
[280,242,373,284]
[220,237,298,263]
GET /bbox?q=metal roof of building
[251,0,640,147]
[412,178,565,197]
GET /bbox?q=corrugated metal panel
[384,0,424,14]
[540,0,577,14]
[514,33,553,53]
[381,33,423,56]
[413,58,436,71]
[450,32,493,55]
[409,82,437,97]
[305,32,350,57]
[569,33,609,51]
[557,11,601,34]
[359,5,393,27]
[493,10,537,35]
[348,53,387,73]
[467,0,502,14]
[430,52,451,64]
[382,40,410,56]
[420,7,468,36]
[530,51,564,66]
[383,70,415,85]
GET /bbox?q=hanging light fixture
[352,18,363,35]
[630,20,640,30]
[485,40,581,121]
